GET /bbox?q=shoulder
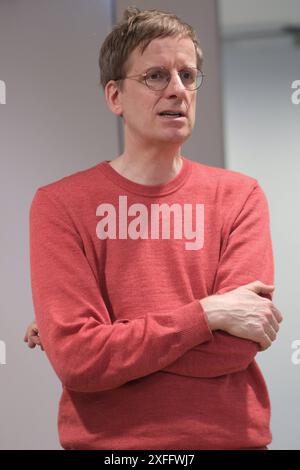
[188,159,260,203]
[190,159,257,190]
[36,162,101,195]
[30,161,104,211]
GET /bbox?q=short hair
[98,5,203,92]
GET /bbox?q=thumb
[243,280,275,294]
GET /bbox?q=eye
[180,69,195,82]
[146,69,167,81]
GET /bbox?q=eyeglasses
[115,66,204,91]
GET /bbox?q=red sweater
[29,156,274,450]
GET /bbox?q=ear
[104,80,123,117]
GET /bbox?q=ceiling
[218,0,300,34]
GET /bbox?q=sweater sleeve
[29,188,213,393]
[161,182,274,378]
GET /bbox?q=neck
[109,139,183,186]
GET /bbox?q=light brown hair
[98,5,203,92]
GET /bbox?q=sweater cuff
[175,299,214,347]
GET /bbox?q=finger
[25,330,33,340]
[266,313,280,333]
[29,329,39,338]
[271,304,283,324]
[31,336,41,345]
[245,280,275,295]
[264,323,277,342]
[259,334,272,351]
[25,329,33,340]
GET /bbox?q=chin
[165,132,190,142]
[157,136,186,145]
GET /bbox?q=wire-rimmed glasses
[115,66,204,91]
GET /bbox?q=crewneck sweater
[29,156,274,450]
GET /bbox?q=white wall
[221,27,300,449]
[0,0,118,450]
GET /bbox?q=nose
[165,70,186,97]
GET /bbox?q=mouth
[157,112,186,120]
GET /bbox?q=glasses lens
[145,68,169,90]
[145,67,203,90]
[180,68,203,90]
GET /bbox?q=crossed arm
[25,281,281,379]
[22,317,262,378]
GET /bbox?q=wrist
[199,296,225,331]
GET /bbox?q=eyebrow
[143,64,197,71]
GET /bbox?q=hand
[24,320,44,351]
[200,280,283,351]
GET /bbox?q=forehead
[127,36,196,72]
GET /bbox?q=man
[25,6,283,450]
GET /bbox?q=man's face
[116,36,198,147]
